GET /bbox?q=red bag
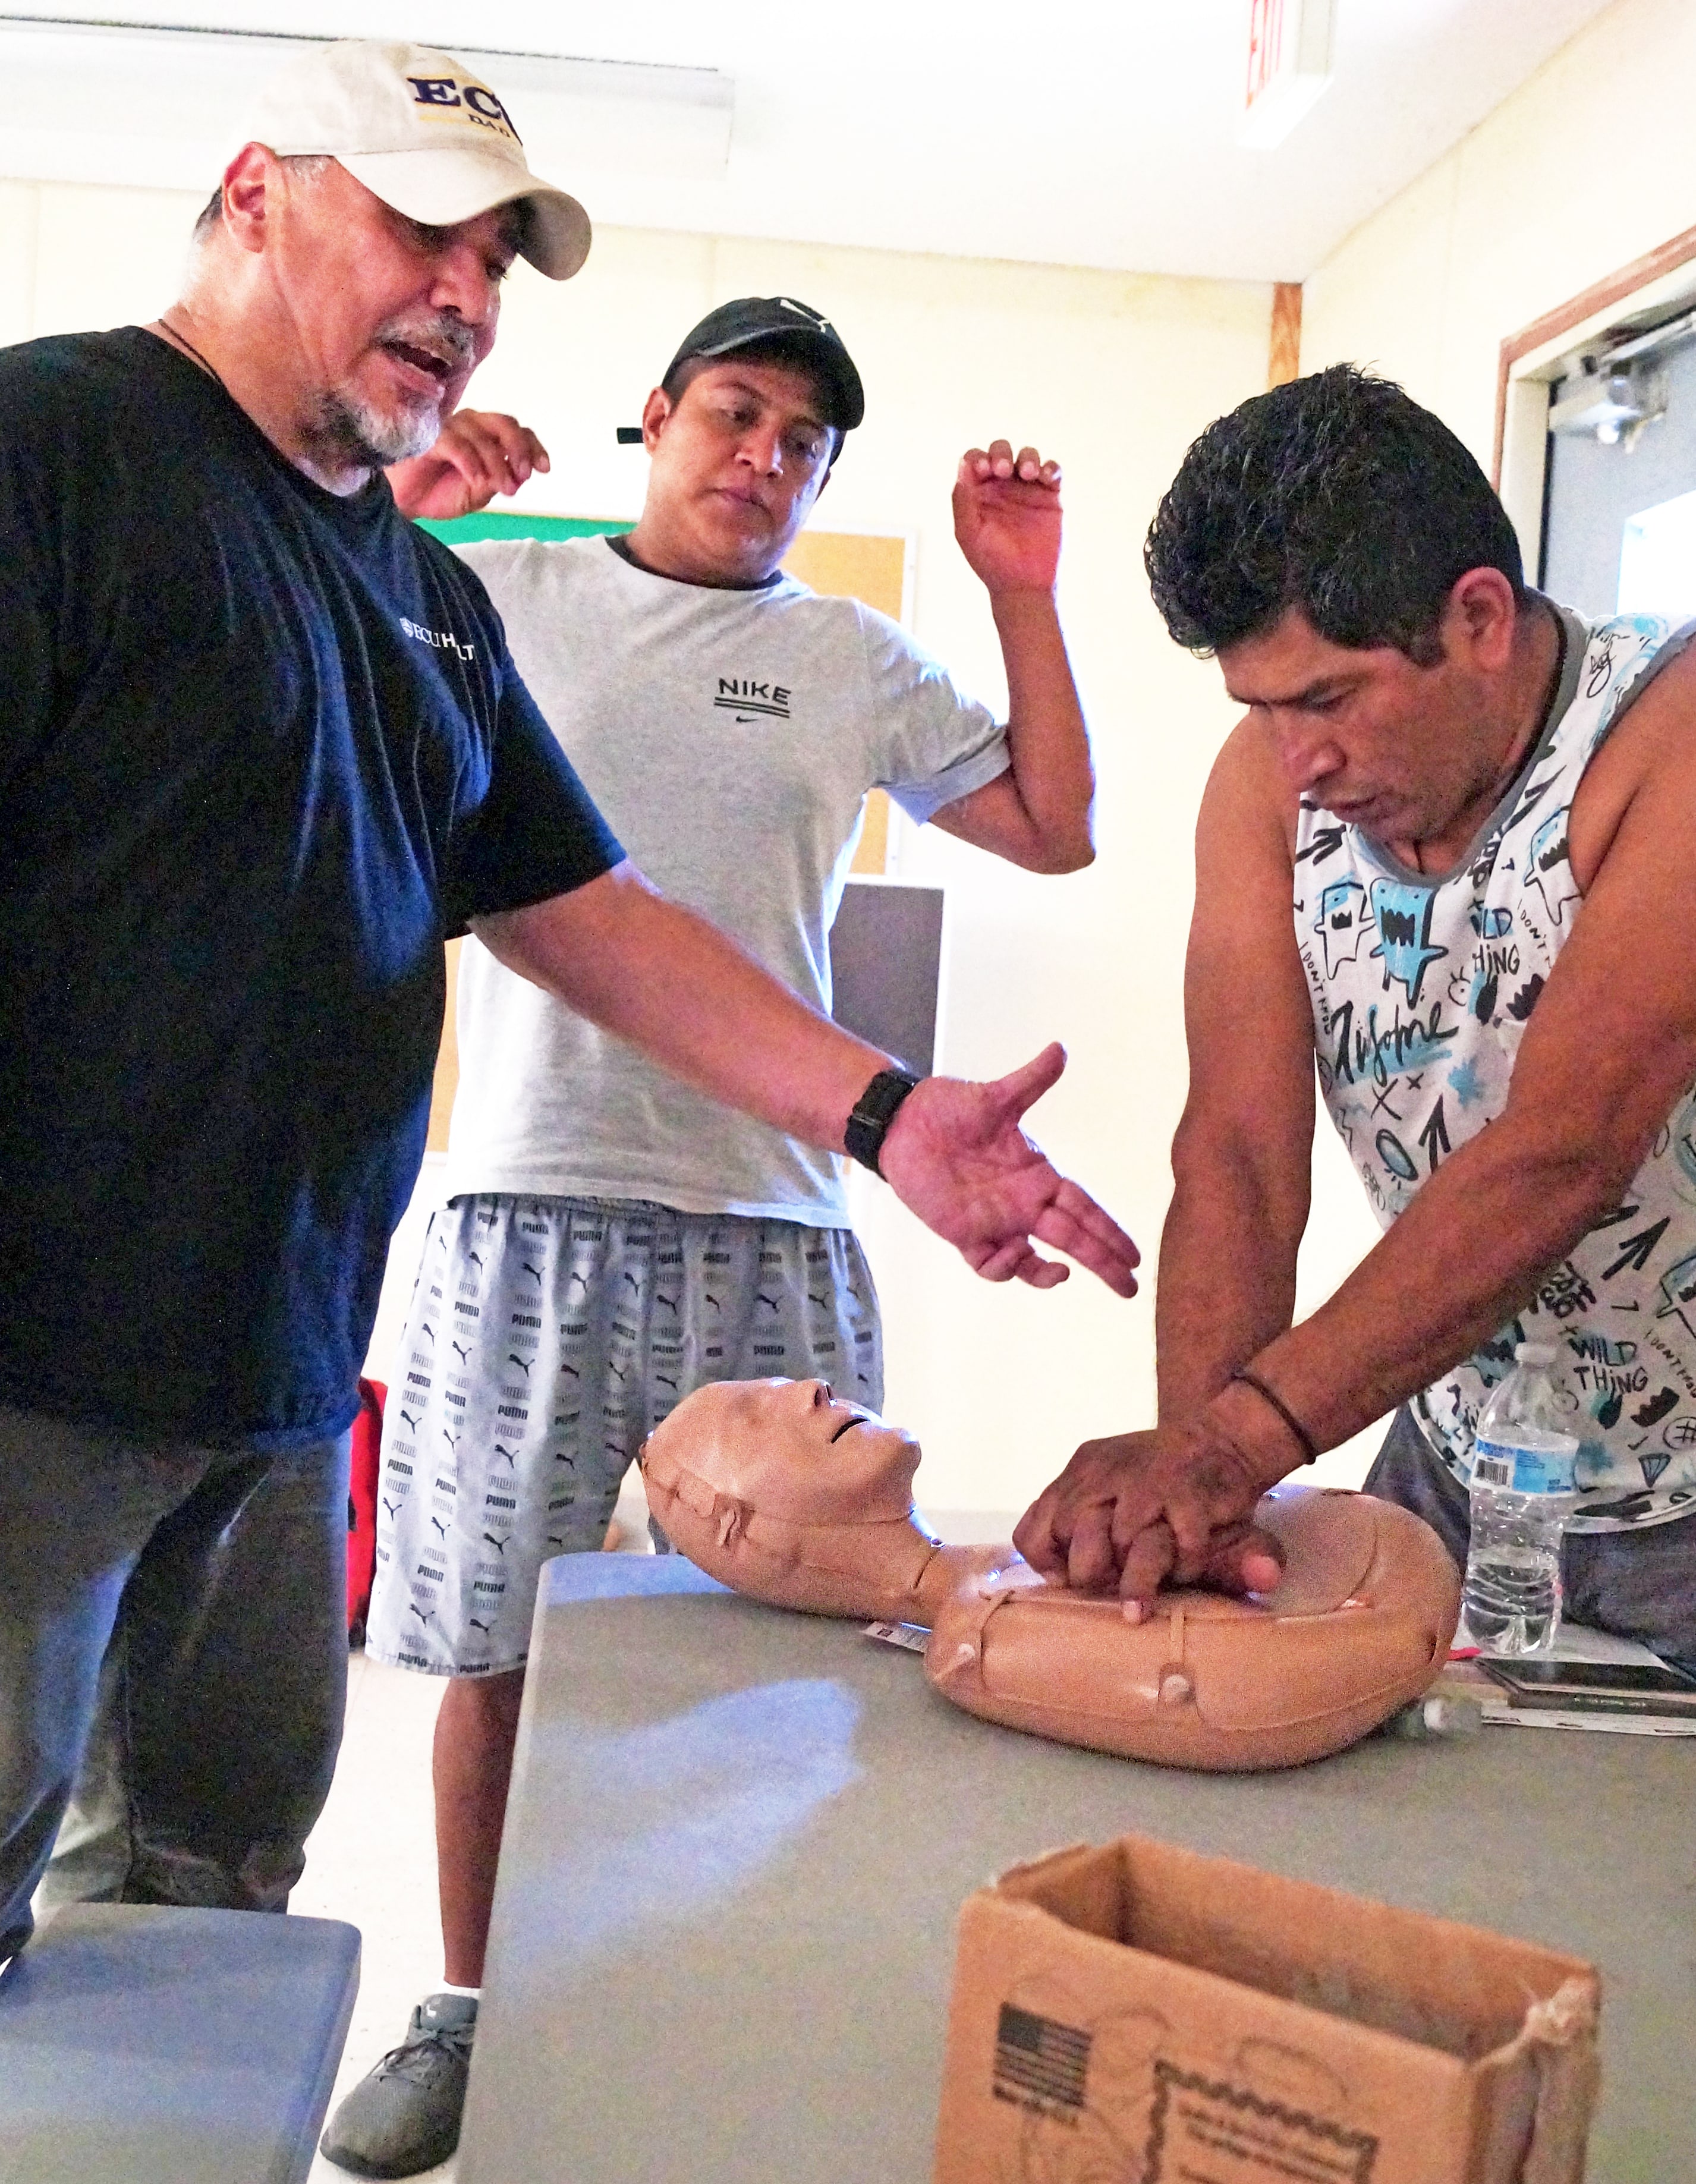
[347,1377,385,1644]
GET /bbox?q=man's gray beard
[308,386,439,472]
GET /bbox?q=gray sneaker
[319,1991,477,2178]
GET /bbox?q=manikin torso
[641,1379,1461,1771]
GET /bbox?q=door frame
[1492,221,1696,582]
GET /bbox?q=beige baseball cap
[238,39,591,280]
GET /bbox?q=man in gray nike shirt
[323,296,1098,2176]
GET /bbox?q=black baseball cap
[663,295,865,432]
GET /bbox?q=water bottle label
[1473,1437,1577,1494]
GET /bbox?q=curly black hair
[1144,364,1524,663]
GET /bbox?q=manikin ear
[640,385,673,455]
[1438,566,1522,675]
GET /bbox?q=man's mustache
[374,316,479,373]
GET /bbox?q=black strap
[1229,1368,1319,1465]
[844,1069,922,1176]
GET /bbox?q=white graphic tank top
[1295,604,1696,1531]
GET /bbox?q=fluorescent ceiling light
[0,15,734,194]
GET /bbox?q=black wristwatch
[845,1068,923,1176]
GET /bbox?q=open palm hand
[878,1043,1138,1294]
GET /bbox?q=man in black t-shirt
[0,39,1137,1968]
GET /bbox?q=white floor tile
[295,1650,457,2184]
[299,1510,654,2183]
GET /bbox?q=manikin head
[180,40,589,487]
[647,1377,920,1524]
[643,1377,1462,1774]
[641,1378,1021,1623]
[628,298,866,587]
[1144,366,1551,855]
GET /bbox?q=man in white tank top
[1016,365,1696,1672]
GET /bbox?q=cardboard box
[933,1836,1599,2184]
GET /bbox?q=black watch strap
[845,1068,922,1176]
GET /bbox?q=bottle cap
[1514,1341,1559,1367]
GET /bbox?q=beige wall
[1300,0,1696,471]
[8,177,1364,1510]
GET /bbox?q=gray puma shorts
[364,1195,882,1676]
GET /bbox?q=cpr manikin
[642,1379,1461,1771]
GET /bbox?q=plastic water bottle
[1461,1342,1579,1654]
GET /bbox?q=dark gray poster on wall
[827,879,946,1078]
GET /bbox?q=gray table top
[459,1553,1695,2184]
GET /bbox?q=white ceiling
[0,0,1618,281]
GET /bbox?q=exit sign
[1243,0,1335,147]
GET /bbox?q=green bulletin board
[413,512,633,546]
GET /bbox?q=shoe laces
[375,2021,474,2086]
